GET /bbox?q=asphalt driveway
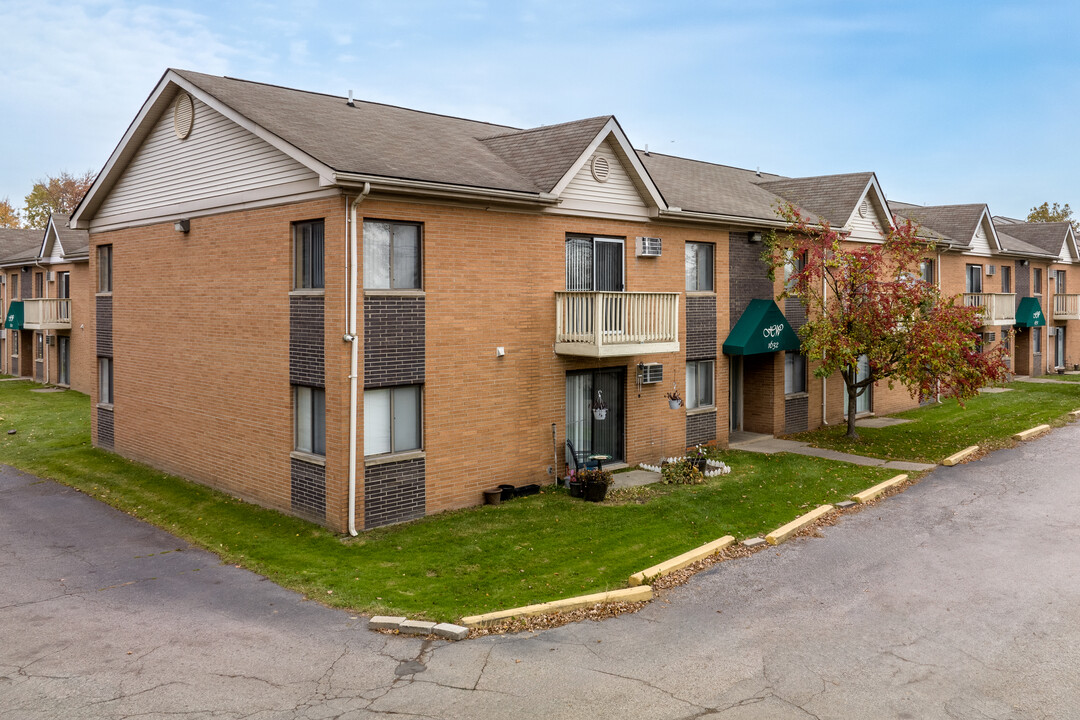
[4,423,1080,719]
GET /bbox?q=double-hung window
[97,245,112,293]
[1056,270,1066,295]
[785,352,807,395]
[364,220,421,289]
[685,242,714,292]
[784,250,806,289]
[1001,265,1011,294]
[293,220,325,289]
[98,357,113,405]
[364,385,422,456]
[294,386,326,456]
[685,360,714,410]
[1034,268,1043,295]
[34,273,43,298]
[1034,328,1043,354]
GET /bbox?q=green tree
[0,198,20,228]
[22,170,95,228]
[1027,201,1078,231]
[764,203,1009,438]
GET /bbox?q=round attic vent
[173,93,194,140]
[591,154,611,183]
[859,200,870,218]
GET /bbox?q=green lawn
[790,381,1080,464]
[1039,372,1080,381]
[0,380,895,621]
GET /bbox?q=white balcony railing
[555,291,680,357]
[22,298,72,330]
[1053,293,1080,321]
[963,293,1016,326]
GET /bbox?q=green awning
[723,298,801,355]
[1014,297,1046,328]
[3,301,22,330]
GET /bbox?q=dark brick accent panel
[785,297,807,331]
[785,395,809,434]
[686,295,717,361]
[686,411,716,447]
[96,295,113,358]
[364,457,426,528]
[290,457,326,521]
[728,231,775,328]
[1015,261,1030,310]
[290,295,325,387]
[97,407,114,449]
[364,296,425,389]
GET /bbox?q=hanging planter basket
[668,398,682,409]
[591,389,608,421]
[592,407,608,420]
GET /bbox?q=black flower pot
[499,484,516,501]
[695,458,707,472]
[568,480,584,498]
[584,483,608,502]
[483,489,502,505]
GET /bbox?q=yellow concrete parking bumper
[628,536,735,587]
[460,586,653,628]
[765,505,833,546]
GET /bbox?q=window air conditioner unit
[635,236,662,257]
[46,335,55,346]
[1049,270,1057,280]
[47,271,55,282]
[985,332,996,342]
[985,265,996,276]
[637,362,663,384]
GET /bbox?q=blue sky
[2,0,1079,220]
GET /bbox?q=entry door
[57,335,70,385]
[566,367,625,463]
[844,354,872,416]
[729,356,743,432]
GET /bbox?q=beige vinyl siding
[96,97,319,221]
[558,140,650,218]
[966,221,993,257]
[1059,239,1074,264]
[846,198,888,243]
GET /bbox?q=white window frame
[293,219,325,290]
[98,357,113,405]
[785,351,807,396]
[294,386,326,456]
[97,245,112,294]
[685,360,715,410]
[364,385,423,457]
[363,219,423,290]
[685,242,714,292]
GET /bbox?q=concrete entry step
[610,469,661,489]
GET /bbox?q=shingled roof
[479,116,614,193]
[889,202,990,248]
[0,227,43,265]
[45,214,89,258]
[754,172,875,227]
[636,152,789,221]
[990,219,1073,256]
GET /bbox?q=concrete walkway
[1011,374,1080,385]
[729,433,936,472]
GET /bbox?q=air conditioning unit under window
[637,362,663,384]
[985,332,996,342]
[1049,270,1057,281]
[635,236,662,257]
[45,335,55,346]
[986,265,996,276]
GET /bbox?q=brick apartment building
[1,215,92,393]
[71,69,1019,533]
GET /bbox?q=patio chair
[565,440,599,479]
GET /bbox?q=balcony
[1053,294,1080,321]
[555,291,680,357]
[963,293,1015,327]
[23,298,71,330]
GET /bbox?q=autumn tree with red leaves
[764,203,1009,439]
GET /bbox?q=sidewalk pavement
[729,434,936,472]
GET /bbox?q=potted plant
[686,444,708,471]
[591,390,608,421]
[576,467,613,502]
[666,389,682,409]
[567,469,584,498]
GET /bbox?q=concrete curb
[1013,424,1051,441]
[852,474,908,504]
[628,536,735,586]
[942,445,979,466]
[460,586,653,628]
[368,616,470,641]
[765,505,833,546]
[1070,409,1080,419]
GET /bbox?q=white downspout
[346,182,371,536]
[821,274,827,425]
[33,258,48,384]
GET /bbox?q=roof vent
[859,200,869,218]
[591,154,611,183]
[173,92,194,140]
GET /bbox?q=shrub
[661,459,705,485]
